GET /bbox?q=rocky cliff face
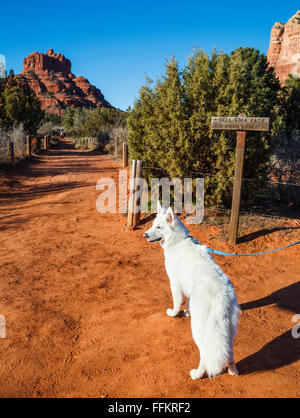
[267,11,300,83]
[19,49,112,115]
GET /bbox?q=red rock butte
[267,11,300,83]
[20,49,112,115]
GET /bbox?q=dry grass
[0,125,27,165]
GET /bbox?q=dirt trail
[0,139,299,398]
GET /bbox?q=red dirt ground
[0,139,299,398]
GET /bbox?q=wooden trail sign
[211,115,270,246]
[211,117,269,132]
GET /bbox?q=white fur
[144,202,240,379]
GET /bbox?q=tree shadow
[237,226,300,244]
[237,328,300,375]
[0,181,94,205]
[240,281,300,313]
[0,138,109,179]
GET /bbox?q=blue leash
[185,236,300,257]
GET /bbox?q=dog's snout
[143,232,149,239]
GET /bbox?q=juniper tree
[150,57,188,177]
[283,74,300,135]
[0,72,44,135]
[62,107,75,133]
[128,47,286,207]
[183,48,214,173]
[127,77,156,165]
[209,48,284,205]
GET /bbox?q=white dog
[143,202,240,379]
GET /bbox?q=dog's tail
[191,291,240,378]
[205,301,240,378]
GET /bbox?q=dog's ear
[157,200,162,213]
[166,207,175,225]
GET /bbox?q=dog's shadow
[240,281,300,313]
[237,328,299,375]
[238,281,300,375]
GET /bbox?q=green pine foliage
[62,107,75,132]
[128,47,287,207]
[283,74,300,135]
[0,71,44,135]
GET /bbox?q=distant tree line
[61,106,128,152]
[62,106,127,137]
[127,47,300,207]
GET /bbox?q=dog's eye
[157,226,161,229]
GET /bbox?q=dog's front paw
[166,308,178,317]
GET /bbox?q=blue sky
[0,1,299,110]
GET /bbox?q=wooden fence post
[10,142,15,167]
[127,160,143,228]
[114,138,118,157]
[36,137,40,153]
[228,130,246,246]
[127,160,137,228]
[122,142,128,168]
[26,135,31,157]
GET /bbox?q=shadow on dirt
[139,213,156,226]
[238,226,300,244]
[239,281,300,374]
[0,181,94,204]
[0,139,109,179]
[240,281,300,313]
[237,327,300,375]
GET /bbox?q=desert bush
[267,130,300,206]
[10,124,26,160]
[63,106,128,138]
[107,126,128,156]
[37,121,64,137]
[0,124,26,164]
[73,137,99,150]
[0,128,10,164]
[128,47,286,207]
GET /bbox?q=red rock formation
[19,49,112,115]
[267,11,300,83]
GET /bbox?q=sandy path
[0,139,299,398]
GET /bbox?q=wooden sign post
[211,116,270,246]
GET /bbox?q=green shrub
[128,47,287,207]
